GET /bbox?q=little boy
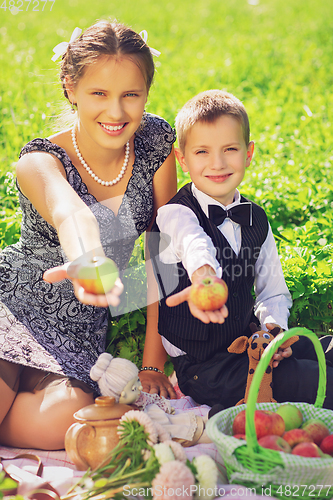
[148,90,333,409]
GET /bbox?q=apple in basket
[301,418,330,446]
[292,442,326,458]
[67,255,119,295]
[258,435,292,453]
[283,428,312,448]
[276,404,303,431]
[232,409,246,436]
[320,434,333,456]
[189,276,228,311]
[270,411,286,434]
[233,434,246,440]
[233,409,285,440]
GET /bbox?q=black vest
[149,183,269,361]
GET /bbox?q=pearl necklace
[71,128,130,187]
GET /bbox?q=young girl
[0,20,177,450]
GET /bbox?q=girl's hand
[265,323,292,368]
[166,286,228,324]
[139,370,177,399]
[43,263,124,307]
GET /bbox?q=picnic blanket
[0,395,230,497]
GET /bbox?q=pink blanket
[0,396,228,496]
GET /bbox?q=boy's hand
[139,370,177,399]
[166,264,228,324]
[166,286,228,324]
[265,323,292,368]
[43,263,123,307]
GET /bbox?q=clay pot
[65,396,132,471]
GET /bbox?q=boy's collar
[191,184,241,218]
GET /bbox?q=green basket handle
[245,327,327,454]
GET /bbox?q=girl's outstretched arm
[16,150,123,306]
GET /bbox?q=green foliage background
[1,0,333,365]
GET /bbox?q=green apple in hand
[190,276,228,311]
[67,255,119,295]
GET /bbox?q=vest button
[193,375,198,381]
[233,292,238,298]
[234,314,240,321]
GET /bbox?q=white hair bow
[139,30,161,57]
[51,27,82,62]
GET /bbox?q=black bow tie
[208,202,252,226]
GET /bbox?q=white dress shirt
[156,184,292,357]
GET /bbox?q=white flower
[153,442,175,465]
[83,477,95,490]
[192,455,218,500]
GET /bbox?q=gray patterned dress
[0,113,175,390]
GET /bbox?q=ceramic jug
[65,396,132,470]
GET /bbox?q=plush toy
[90,353,210,447]
[228,323,299,405]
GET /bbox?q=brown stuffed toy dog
[228,323,299,405]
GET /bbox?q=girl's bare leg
[0,380,94,450]
[0,381,18,424]
[0,361,21,424]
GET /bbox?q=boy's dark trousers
[171,335,333,410]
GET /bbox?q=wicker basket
[206,327,333,500]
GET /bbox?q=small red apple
[232,409,284,440]
[292,442,323,458]
[258,434,292,453]
[276,404,303,431]
[67,255,119,295]
[320,434,333,456]
[233,409,246,436]
[268,411,285,436]
[233,434,246,440]
[190,276,228,311]
[283,428,312,448]
[301,418,330,446]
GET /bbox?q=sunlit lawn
[1,0,333,334]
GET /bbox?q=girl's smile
[99,122,128,135]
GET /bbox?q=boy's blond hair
[175,89,250,152]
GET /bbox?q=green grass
[1,0,333,358]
